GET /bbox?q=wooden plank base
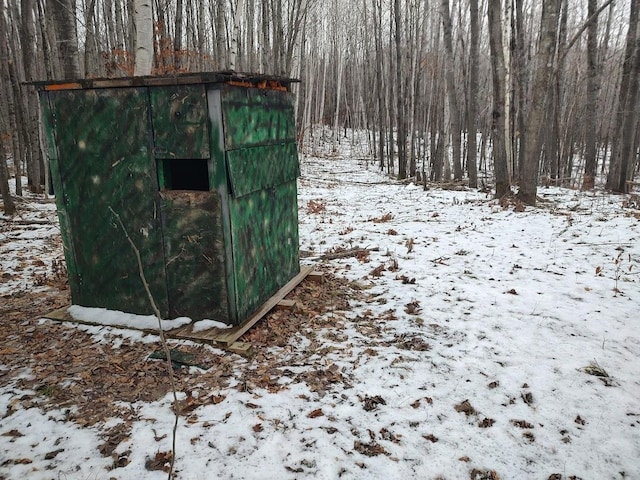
[43,266,317,354]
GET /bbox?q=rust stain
[44,82,83,91]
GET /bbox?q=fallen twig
[109,207,179,480]
[320,247,378,261]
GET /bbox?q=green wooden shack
[36,72,300,325]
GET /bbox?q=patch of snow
[192,319,233,332]
[67,305,191,331]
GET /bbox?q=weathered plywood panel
[226,143,299,198]
[159,191,230,321]
[39,94,81,302]
[47,88,169,316]
[229,181,300,321]
[150,85,210,159]
[221,87,296,150]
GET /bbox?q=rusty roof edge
[26,71,301,90]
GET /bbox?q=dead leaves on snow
[361,394,386,412]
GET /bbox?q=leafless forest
[1,0,639,215]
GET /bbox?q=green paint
[221,87,296,149]
[159,191,229,320]
[150,85,210,159]
[229,181,300,320]
[226,143,299,198]
[45,88,169,316]
[40,79,300,326]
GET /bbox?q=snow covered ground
[1,143,639,479]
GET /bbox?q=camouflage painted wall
[40,80,300,325]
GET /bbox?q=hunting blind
[36,72,301,326]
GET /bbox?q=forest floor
[1,142,640,479]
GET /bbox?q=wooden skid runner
[172,266,314,345]
[44,266,316,351]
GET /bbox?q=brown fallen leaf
[145,451,172,472]
[454,400,476,416]
[354,440,387,457]
[307,408,324,418]
[44,448,64,460]
[511,420,534,429]
[478,418,495,428]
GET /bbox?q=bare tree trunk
[20,0,42,193]
[0,12,16,214]
[582,0,599,190]
[395,0,407,179]
[503,0,513,182]
[467,0,479,188]
[440,0,463,181]
[84,0,100,76]
[46,0,81,78]
[230,0,244,71]
[607,0,640,192]
[513,0,527,182]
[134,0,153,75]
[174,0,183,70]
[519,0,562,206]
[546,0,567,184]
[488,0,510,198]
[0,139,15,215]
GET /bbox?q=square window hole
[159,158,210,191]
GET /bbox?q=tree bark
[134,0,153,75]
[583,0,599,190]
[607,0,640,192]
[488,0,510,198]
[518,0,561,206]
[440,0,463,181]
[174,0,184,70]
[394,0,407,179]
[467,0,479,188]
[46,0,81,78]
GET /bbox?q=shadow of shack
[35,72,301,326]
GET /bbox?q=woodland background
[0,0,639,216]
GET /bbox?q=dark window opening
[158,158,210,191]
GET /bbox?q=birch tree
[134,0,153,75]
[47,0,81,78]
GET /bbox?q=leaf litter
[2,140,640,479]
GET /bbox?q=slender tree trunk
[583,0,599,190]
[0,11,16,214]
[134,0,153,75]
[230,0,244,71]
[395,0,407,179]
[514,0,527,182]
[46,0,81,78]
[503,0,513,182]
[84,0,100,76]
[20,0,42,193]
[519,0,562,206]
[467,0,479,188]
[440,0,463,180]
[606,0,640,191]
[488,0,510,198]
[174,0,183,70]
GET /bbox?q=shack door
[45,88,170,316]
